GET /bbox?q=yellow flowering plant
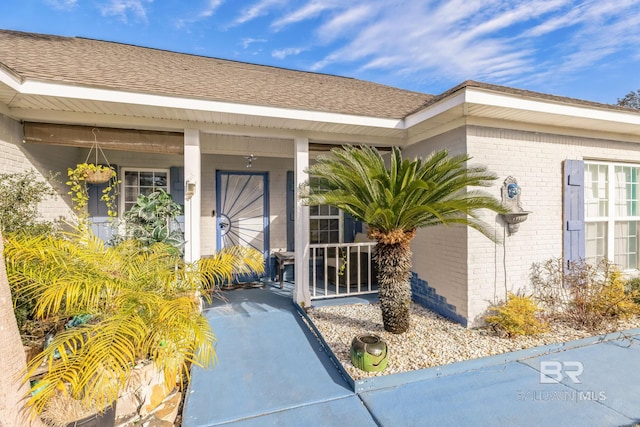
[66,163,120,219]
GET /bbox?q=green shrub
[625,276,640,305]
[0,170,58,236]
[486,292,549,337]
[110,189,184,253]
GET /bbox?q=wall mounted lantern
[185,178,197,200]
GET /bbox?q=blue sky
[2,0,640,105]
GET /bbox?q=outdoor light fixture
[245,154,257,168]
[185,178,197,200]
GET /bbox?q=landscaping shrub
[625,276,640,305]
[0,171,60,335]
[0,170,58,236]
[110,189,185,254]
[485,292,549,337]
[530,258,640,330]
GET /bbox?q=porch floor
[183,282,640,426]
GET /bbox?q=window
[309,204,342,244]
[308,176,343,244]
[585,161,640,270]
[121,168,170,212]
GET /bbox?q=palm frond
[4,225,263,416]
[303,145,505,237]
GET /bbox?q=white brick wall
[465,125,640,325]
[403,127,470,319]
[0,113,75,224]
[404,124,640,326]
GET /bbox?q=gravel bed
[306,302,640,381]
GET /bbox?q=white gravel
[306,302,640,381]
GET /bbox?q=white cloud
[272,47,306,59]
[271,0,341,30]
[303,0,640,91]
[100,0,153,23]
[233,0,287,26]
[241,37,268,49]
[175,0,224,29]
[45,0,78,9]
[315,4,373,43]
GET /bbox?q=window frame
[120,167,171,214]
[309,204,343,245]
[585,160,640,271]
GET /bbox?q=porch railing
[309,241,377,299]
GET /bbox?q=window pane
[585,164,608,217]
[585,222,607,265]
[615,166,639,217]
[614,221,638,270]
[154,173,167,187]
[139,172,155,186]
[124,171,138,186]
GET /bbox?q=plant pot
[85,168,113,184]
[350,334,388,372]
[65,403,115,427]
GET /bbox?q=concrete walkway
[182,284,640,427]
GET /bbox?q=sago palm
[303,145,504,334]
[4,228,264,416]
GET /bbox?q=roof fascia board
[16,78,404,130]
[465,88,640,126]
[0,67,23,88]
[404,91,466,127]
[406,86,640,130]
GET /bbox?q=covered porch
[21,122,381,307]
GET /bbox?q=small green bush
[486,292,549,337]
[0,170,58,236]
[624,276,640,305]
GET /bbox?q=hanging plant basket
[85,167,114,184]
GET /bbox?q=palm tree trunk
[0,232,46,427]
[376,240,413,334]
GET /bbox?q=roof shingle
[0,29,432,119]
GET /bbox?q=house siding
[465,125,640,325]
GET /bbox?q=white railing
[309,241,377,299]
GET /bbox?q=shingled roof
[0,29,432,120]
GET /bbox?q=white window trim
[309,207,344,244]
[585,160,640,271]
[120,167,171,214]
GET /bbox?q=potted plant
[4,227,265,423]
[66,163,120,219]
[110,189,185,254]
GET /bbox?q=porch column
[294,137,311,307]
[184,129,201,263]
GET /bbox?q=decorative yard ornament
[500,176,530,235]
